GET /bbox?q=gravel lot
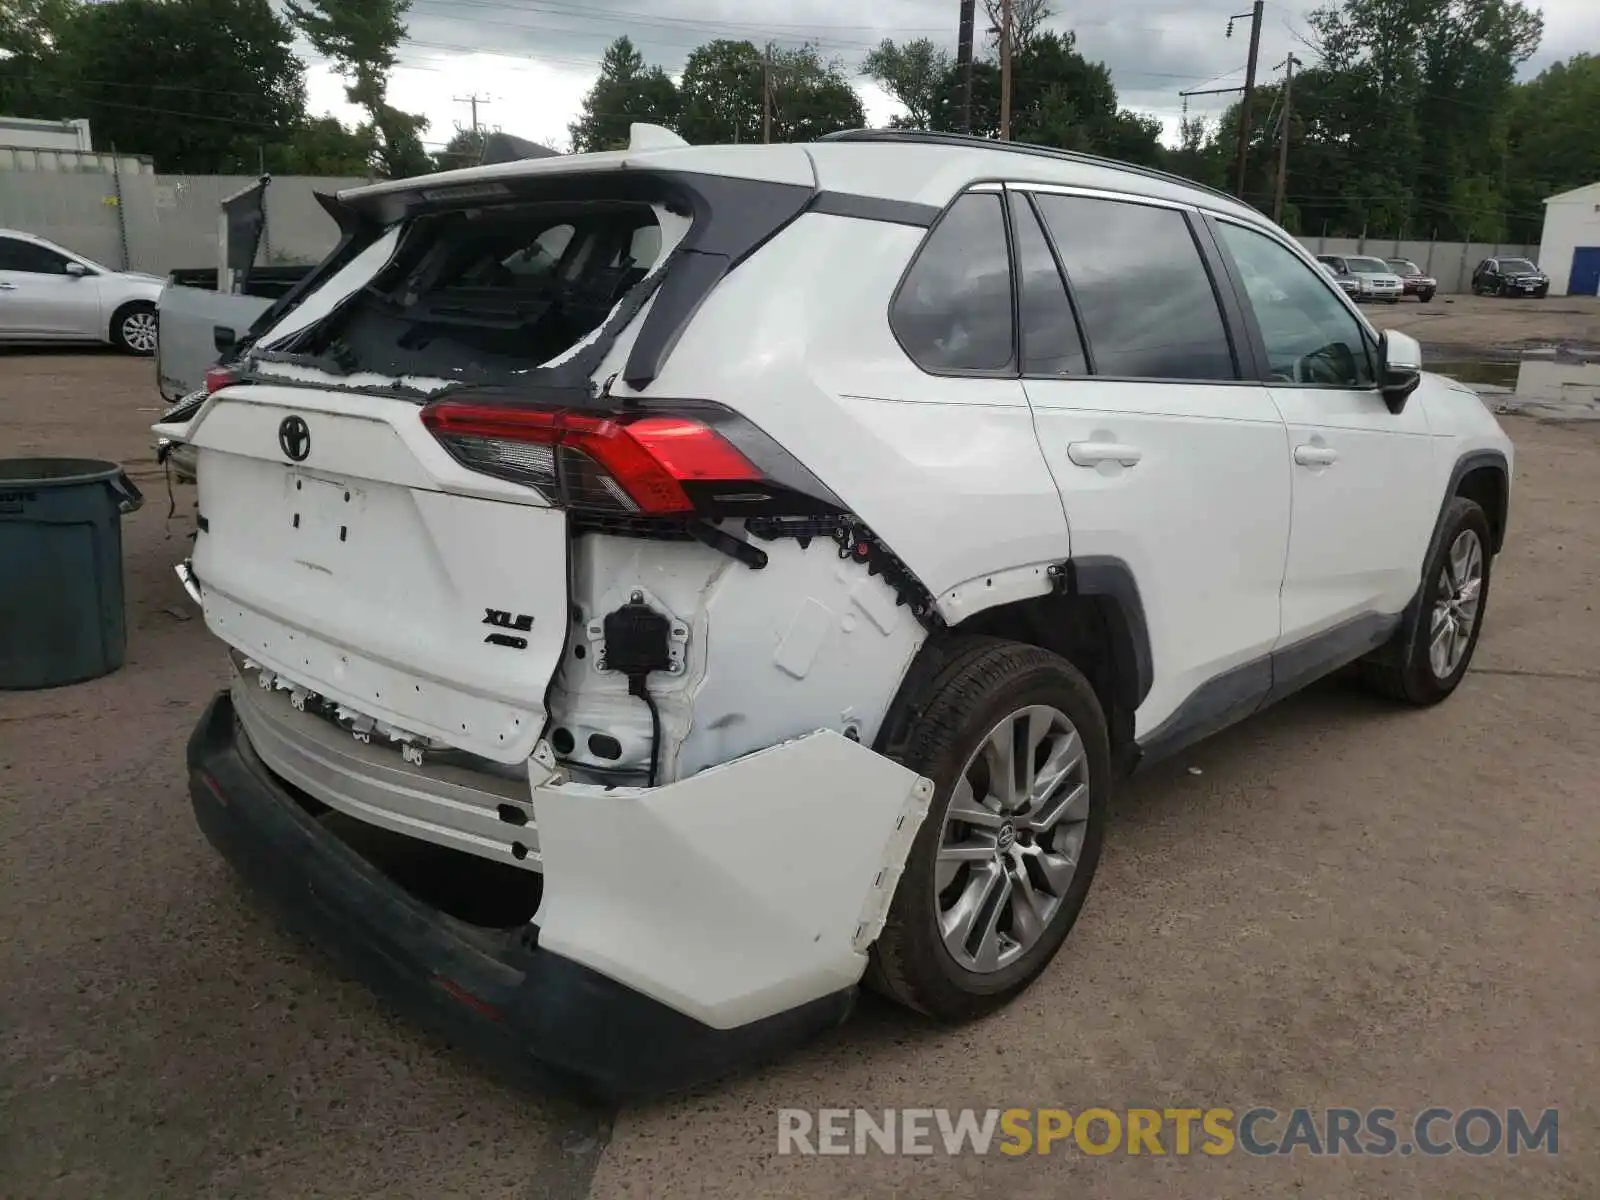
[1377,293,1600,358]
[3,351,1597,1199]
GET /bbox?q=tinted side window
[891,192,1014,373]
[0,237,70,274]
[1010,192,1088,376]
[1215,221,1375,388]
[1033,194,1236,381]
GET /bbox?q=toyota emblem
[278,415,311,462]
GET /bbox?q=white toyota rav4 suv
[162,127,1512,1099]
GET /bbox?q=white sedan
[0,229,164,355]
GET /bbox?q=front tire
[1362,496,1493,706]
[1419,291,1435,303]
[868,639,1110,1021]
[111,302,158,356]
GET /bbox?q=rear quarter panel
[623,210,1072,610]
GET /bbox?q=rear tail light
[419,401,763,515]
[204,365,239,393]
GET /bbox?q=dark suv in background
[1472,257,1550,298]
[1386,259,1438,303]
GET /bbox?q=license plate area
[285,471,362,566]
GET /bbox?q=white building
[0,116,93,153]
[1539,182,1600,297]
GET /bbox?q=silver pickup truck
[156,136,562,480]
[155,177,323,479]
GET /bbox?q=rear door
[1015,186,1292,739]
[188,383,571,765]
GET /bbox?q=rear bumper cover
[187,690,930,1098]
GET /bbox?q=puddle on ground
[1433,360,1520,389]
[1435,353,1600,420]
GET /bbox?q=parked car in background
[1385,258,1437,302]
[1316,254,1404,303]
[1320,260,1361,298]
[159,125,1513,1098]
[0,229,163,354]
[1472,257,1550,298]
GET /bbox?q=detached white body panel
[533,732,932,1028]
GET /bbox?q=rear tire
[1362,496,1493,706]
[111,301,158,356]
[867,638,1110,1021]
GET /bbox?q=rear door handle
[1294,444,1338,467]
[1067,441,1142,468]
[0,282,17,290]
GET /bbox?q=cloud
[297,0,1590,151]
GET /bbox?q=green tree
[432,125,486,171]
[283,0,430,178]
[1296,0,1543,238]
[678,39,863,145]
[862,37,951,129]
[569,36,680,152]
[1505,54,1600,240]
[40,0,306,172]
[981,0,1054,52]
[265,115,373,176]
[922,30,1162,166]
[0,0,80,115]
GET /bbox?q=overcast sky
[299,0,1599,153]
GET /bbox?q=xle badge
[483,608,534,650]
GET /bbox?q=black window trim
[1204,211,1384,392]
[1016,182,1250,387]
[1009,189,1096,376]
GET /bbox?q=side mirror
[64,261,90,278]
[213,325,238,354]
[1378,330,1422,414]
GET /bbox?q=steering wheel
[1292,341,1355,385]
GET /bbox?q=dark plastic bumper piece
[186,690,854,1102]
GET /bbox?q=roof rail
[814,128,1247,211]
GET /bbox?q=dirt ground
[3,352,1598,1199]
[1375,292,1600,358]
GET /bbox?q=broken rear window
[281,201,666,380]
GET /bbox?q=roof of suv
[341,127,1272,231]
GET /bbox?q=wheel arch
[1446,450,1510,554]
[108,295,156,343]
[875,556,1153,772]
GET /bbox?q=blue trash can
[0,458,144,690]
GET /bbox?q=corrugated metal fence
[0,169,369,274]
[0,166,1544,293]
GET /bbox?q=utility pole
[956,0,976,133]
[998,0,1014,141]
[762,44,773,144]
[1229,1,1264,200]
[453,93,490,134]
[1273,54,1300,224]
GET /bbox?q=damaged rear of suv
[177,125,1475,1097]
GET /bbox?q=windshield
[1387,259,1421,275]
[1502,258,1538,273]
[1346,257,1391,274]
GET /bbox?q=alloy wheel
[934,705,1090,974]
[1429,528,1483,679]
[122,310,158,354]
